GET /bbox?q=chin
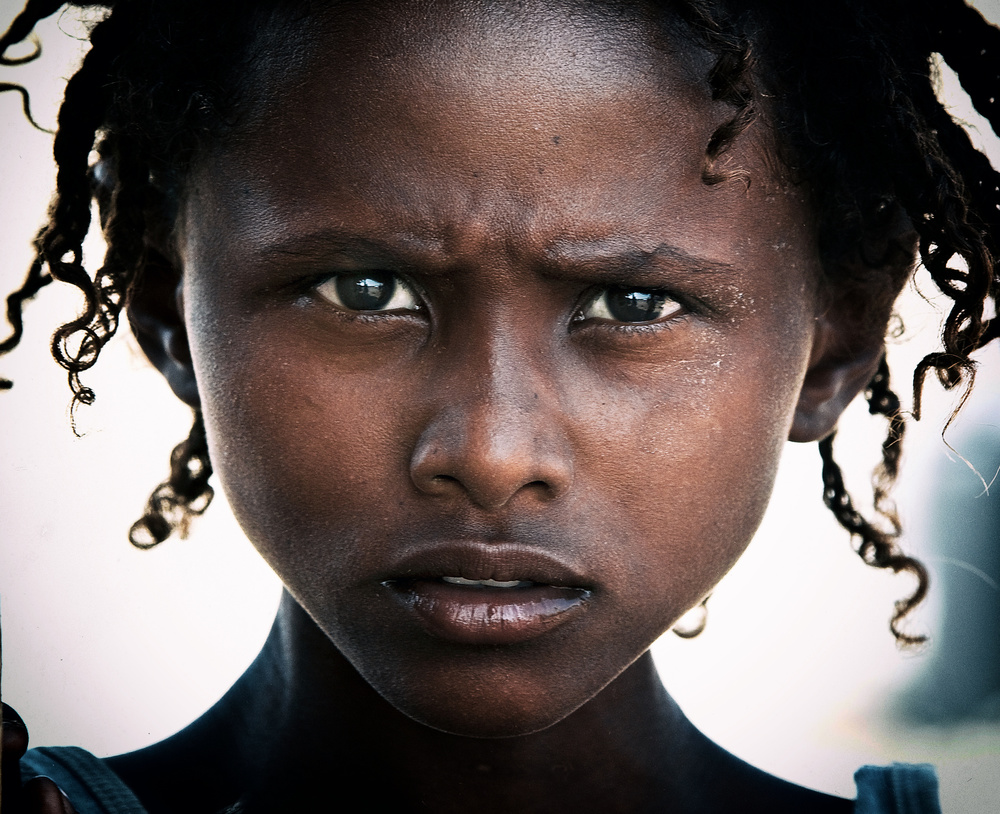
[359,652,601,740]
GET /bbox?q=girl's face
[170,1,825,736]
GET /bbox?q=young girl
[1,0,998,811]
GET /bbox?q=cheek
[190,323,421,585]
[575,316,812,593]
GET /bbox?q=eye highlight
[314,272,421,313]
[580,286,683,324]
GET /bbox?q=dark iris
[605,288,668,322]
[334,272,396,310]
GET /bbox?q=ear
[791,201,917,443]
[788,309,883,443]
[126,250,200,407]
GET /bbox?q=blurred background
[0,1,997,810]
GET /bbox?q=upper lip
[379,540,593,590]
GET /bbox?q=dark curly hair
[1,0,998,644]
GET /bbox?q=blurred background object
[896,384,1000,725]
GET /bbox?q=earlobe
[126,251,200,407]
[789,312,883,443]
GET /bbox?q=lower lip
[389,580,590,645]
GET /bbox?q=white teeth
[441,576,528,588]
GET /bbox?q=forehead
[233,0,716,153]
[309,0,702,90]
[187,0,798,267]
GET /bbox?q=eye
[580,286,683,324]
[314,271,421,313]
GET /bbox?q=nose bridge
[464,328,548,457]
[473,315,540,413]
[410,312,573,510]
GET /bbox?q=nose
[410,344,574,512]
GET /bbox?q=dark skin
[5,1,909,811]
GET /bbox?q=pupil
[606,288,666,322]
[335,273,395,310]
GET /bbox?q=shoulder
[854,764,942,814]
[21,746,150,814]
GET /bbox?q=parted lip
[377,540,595,645]
[377,540,594,590]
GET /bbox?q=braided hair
[1,0,998,643]
[1,0,290,545]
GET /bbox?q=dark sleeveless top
[21,746,943,813]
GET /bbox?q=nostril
[421,474,462,495]
[523,479,561,501]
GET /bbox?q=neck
[113,591,728,814]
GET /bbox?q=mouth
[379,542,593,645]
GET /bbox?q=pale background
[1,1,998,810]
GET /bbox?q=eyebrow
[544,237,736,277]
[253,229,443,265]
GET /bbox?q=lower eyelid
[600,311,688,331]
[568,316,694,351]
